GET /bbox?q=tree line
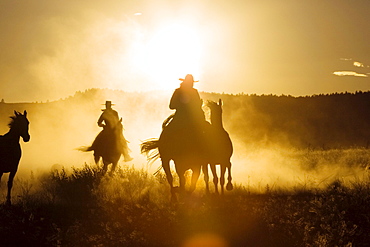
[1,89,370,150]
[204,91,370,149]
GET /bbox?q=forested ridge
[206,91,370,149]
[1,89,370,150]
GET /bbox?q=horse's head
[206,99,223,126]
[206,99,223,114]
[9,110,30,142]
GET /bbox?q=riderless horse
[0,111,30,205]
[203,99,233,194]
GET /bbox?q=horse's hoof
[226,183,233,191]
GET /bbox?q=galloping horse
[141,99,233,199]
[79,119,125,175]
[0,111,30,205]
[203,99,233,194]
[141,115,208,201]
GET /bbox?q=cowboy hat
[102,100,115,109]
[179,74,199,83]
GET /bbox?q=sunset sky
[1,0,369,102]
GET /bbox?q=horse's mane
[8,116,17,128]
[206,100,218,108]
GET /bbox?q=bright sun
[131,22,204,90]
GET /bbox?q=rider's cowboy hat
[102,101,115,110]
[179,74,199,83]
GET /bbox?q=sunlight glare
[131,22,203,90]
[182,233,228,247]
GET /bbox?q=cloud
[333,71,368,77]
[353,61,365,67]
[353,61,370,68]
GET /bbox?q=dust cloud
[231,145,370,193]
[1,89,369,192]
[203,93,370,191]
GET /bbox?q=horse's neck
[210,112,224,129]
[1,129,20,145]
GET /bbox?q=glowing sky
[0,0,369,102]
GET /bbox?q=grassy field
[1,148,370,247]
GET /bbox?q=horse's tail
[140,138,160,164]
[162,113,175,129]
[76,146,93,152]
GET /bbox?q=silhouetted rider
[95,101,133,162]
[98,101,120,130]
[169,74,206,128]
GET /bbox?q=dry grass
[0,153,370,246]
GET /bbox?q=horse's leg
[162,159,176,201]
[94,156,99,164]
[189,165,201,194]
[202,164,210,194]
[6,171,16,205]
[226,162,234,191]
[102,159,109,175]
[109,161,117,176]
[178,170,186,194]
[174,163,187,196]
[94,153,100,164]
[162,159,173,187]
[210,164,219,194]
[109,155,121,176]
[220,165,227,195]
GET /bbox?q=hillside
[204,91,370,149]
[2,89,370,148]
[1,89,370,177]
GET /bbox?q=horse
[141,99,233,199]
[141,114,208,201]
[203,99,233,194]
[79,119,126,175]
[0,111,30,205]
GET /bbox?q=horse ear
[24,110,27,116]
[14,110,19,116]
[218,99,222,105]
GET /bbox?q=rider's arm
[194,89,202,106]
[169,89,180,110]
[97,112,105,127]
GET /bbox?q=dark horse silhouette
[79,119,125,175]
[0,111,30,205]
[141,99,233,199]
[203,99,233,194]
[141,117,208,200]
